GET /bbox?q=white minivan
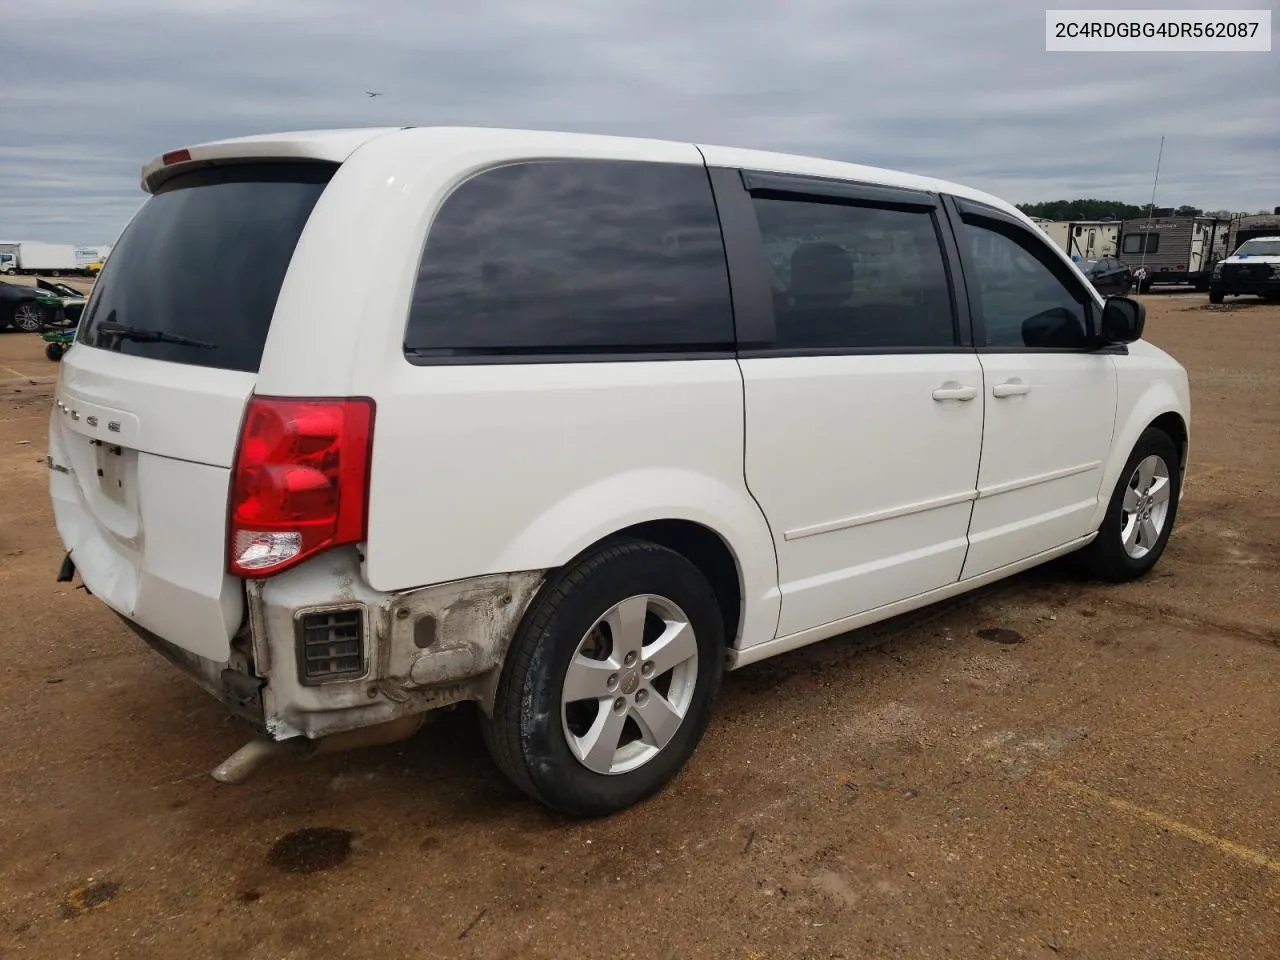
[49,126,1190,817]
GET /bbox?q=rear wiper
[95,320,215,349]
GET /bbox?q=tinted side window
[961,219,1094,350]
[405,159,733,358]
[751,197,956,350]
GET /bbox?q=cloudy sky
[3,0,1277,244]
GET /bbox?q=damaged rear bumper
[101,547,546,743]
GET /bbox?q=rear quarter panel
[257,129,782,651]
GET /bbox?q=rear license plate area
[93,440,128,503]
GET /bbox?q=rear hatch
[49,160,336,662]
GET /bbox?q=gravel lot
[1,293,1276,960]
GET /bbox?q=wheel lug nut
[635,689,648,705]
[624,652,637,667]
[613,697,626,713]
[607,673,619,691]
[641,661,654,678]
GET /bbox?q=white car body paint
[48,125,1190,751]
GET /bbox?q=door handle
[932,383,977,402]
[992,379,1032,398]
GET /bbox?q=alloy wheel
[1120,454,1172,559]
[560,594,699,775]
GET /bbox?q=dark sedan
[0,280,57,332]
[1078,257,1133,296]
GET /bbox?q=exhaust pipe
[211,738,295,785]
[209,714,427,785]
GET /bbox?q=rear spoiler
[140,127,409,193]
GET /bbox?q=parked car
[0,280,57,332]
[1209,236,1280,303]
[49,127,1191,817]
[1078,256,1133,296]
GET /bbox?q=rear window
[404,158,734,360]
[78,162,335,373]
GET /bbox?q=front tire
[1077,427,1181,582]
[1208,287,1224,304]
[481,539,726,818]
[45,343,64,361]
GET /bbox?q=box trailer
[1064,221,1120,260]
[1042,221,1071,253]
[1227,209,1280,254]
[0,241,81,276]
[1118,216,1230,291]
[1039,221,1121,261]
[74,245,111,269]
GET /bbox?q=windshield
[78,161,335,372]
[1234,239,1280,257]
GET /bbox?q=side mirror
[1100,296,1145,344]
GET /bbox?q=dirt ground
[1,293,1277,960]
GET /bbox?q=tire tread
[1077,426,1180,582]
[480,539,681,810]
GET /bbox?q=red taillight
[162,148,192,165]
[228,396,375,578]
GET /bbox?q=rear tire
[481,538,725,818]
[1076,427,1181,582]
[45,343,64,361]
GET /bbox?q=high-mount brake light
[228,396,375,578]
[162,149,192,165]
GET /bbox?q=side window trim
[707,166,776,349]
[740,170,939,212]
[709,166,974,357]
[402,157,738,366]
[942,194,1101,353]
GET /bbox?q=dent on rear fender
[248,549,547,738]
[376,568,545,701]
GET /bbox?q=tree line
[1015,199,1271,221]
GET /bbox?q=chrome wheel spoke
[604,595,649,658]
[1140,517,1160,548]
[632,691,683,750]
[643,620,697,678]
[578,704,628,772]
[1137,455,1157,491]
[1123,517,1141,552]
[562,654,618,703]
[1148,476,1171,505]
[1123,485,1140,512]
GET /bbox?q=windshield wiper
[95,320,215,350]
